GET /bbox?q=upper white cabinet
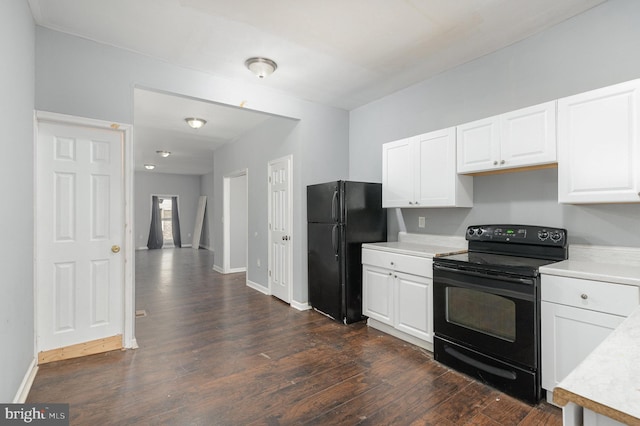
[457,101,557,174]
[382,127,473,208]
[558,79,640,204]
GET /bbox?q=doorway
[223,170,248,273]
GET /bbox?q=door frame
[222,168,248,273]
[267,155,293,303]
[34,110,136,350]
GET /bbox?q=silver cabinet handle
[581,293,588,300]
[493,160,498,165]
[500,160,506,165]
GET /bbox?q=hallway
[27,248,562,424]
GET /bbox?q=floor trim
[13,358,38,403]
[291,300,311,311]
[247,280,270,295]
[38,335,123,365]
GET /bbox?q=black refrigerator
[307,181,387,324]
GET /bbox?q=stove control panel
[466,225,567,246]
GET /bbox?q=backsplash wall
[399,168,640,247]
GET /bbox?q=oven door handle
[433,264,535,286]
[444,345,517,380]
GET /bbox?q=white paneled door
[36,122,124,353]
[268,155,292,303]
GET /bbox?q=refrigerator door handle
[331,224,339,260]
[331,190,338,222]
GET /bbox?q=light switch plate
[418,217,426,228]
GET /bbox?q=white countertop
[540,243,640,287]
[362,232,468,258]
[362,241,466,258]
[540,260,640,287]
[554,305,640,424]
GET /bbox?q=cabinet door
[362,265,394,325]
[382,138,414,207]
[558,79,640,204]
[394,272,432,342]
[415,128,472,207]
[541,301,625,392]
[457,116,500,173]
[500,101,557,170]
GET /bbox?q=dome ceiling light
[245,57,277,79]
[185,117,207,129]
[156,150,171,157]
[144,164,156,170]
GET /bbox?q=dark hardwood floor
[28,248,562,425]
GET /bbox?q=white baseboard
[247,280,270,295]
[13,358,38,403]
[182,243,193,248]
[227,267,246,273]
[212,264,224,273]
[291,300,311,311]
[136,246,148,251]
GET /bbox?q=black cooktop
[434,252,561,277]
[433,225,569,277]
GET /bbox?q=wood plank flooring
[27,248,562,425]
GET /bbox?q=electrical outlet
[418,217,426,228]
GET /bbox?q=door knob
[111,245,121,253]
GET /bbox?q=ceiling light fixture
[245,57,277,79]
[144,164,156,170]
[185,117,207,129]
[156,150,171,157]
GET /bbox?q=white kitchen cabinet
[541,274,640,404]
[362,248,434,346]
[362,265,394,325]
[457,101,557,174]
[382,128,473,208]
[558,79,640,204]
[394,271,432,342]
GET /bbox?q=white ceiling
[133,89,282,174]
[28,0,607,175]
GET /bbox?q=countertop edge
[553,387,639,425]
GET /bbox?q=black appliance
[433,224,568,404]
[307,181,387,324]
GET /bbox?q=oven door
[433,263,538,369]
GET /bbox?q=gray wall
[35,27,350,304]
[212,118,299,288]
[134,172,202,249]
[349,0,640,247]
[230,174,247,269]
[0,0,34,402]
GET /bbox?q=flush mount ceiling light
[245,57,277,79]
[156,150,171,157]
[185,117,207,129]
[144,164,156,170]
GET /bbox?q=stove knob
[468,228,476,236]
[538,230,549,241]
[476,228,484,236]
[550,232,563,242]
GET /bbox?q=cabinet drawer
[541,275,639,316]
[362,248,432,278]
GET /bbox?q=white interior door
[268,155,292,303]
[36,121,124,354]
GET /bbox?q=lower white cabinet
[541,274,640,402]
[362,248,433,345]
